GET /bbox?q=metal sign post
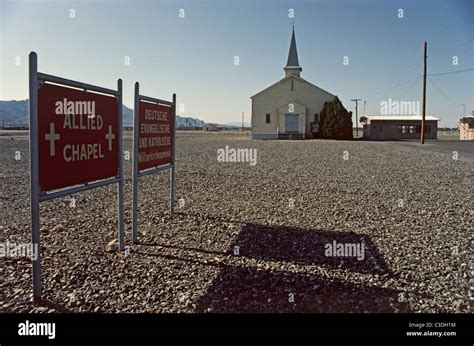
[132,82,176,243]
[117,79,125,251]
[29,52,41,303]
[132,83,140,244]
[28,51,125,303]
[170,93,176,216]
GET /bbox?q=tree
[320,97,353,140]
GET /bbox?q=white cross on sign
[45,122,60,156]
[105,125,115,151]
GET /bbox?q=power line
[372,76,422,97]
[428,68,474,76]
[429,104,464,112]
[392,77,422,100]
[421,41,427,145]
[371,46,424,98]
[427,42,473,65]
[369,45,471,118]
[450,39,474,49]
[351,98,362,137]
[427,77,462,106]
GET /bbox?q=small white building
[203,123,218,132]
[459,115,474,140]
[360,115,439,140]
[250,28,336,140]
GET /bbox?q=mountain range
[0,100,204,127]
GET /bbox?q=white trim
[365,115,439,121]
[250,75,335,99]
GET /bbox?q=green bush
[320,97,353,140]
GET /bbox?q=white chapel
[251,27,336,139]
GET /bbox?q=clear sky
[1,0,472,127]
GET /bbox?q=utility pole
[242,112,244,132]
[421,41,427,144]
[351,98,362,138]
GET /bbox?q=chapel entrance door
[285,114,299,133]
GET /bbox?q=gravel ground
[0,133,472,313]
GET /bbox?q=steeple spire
[284,25,302,77]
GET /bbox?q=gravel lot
[0,133,472,313]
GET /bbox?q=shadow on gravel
[36,298,73,313]
[228,223,392,276]
[173,212,392,276]
[194,265,412,313]
[136,242,224,257]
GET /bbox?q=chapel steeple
[284,25,302,78]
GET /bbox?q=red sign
[138,101,174,171]
[38,83,119,192]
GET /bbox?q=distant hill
[0,100,29,124]
[222,121,251,128]
[176,116,204,128]
[0,100,204,127]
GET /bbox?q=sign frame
[131,82,176,243]
[311,121,320,133]
[29,51,125,303]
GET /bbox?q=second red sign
[138,101,174,171]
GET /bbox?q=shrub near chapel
[320,97,353,140]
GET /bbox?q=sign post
[29,52,41,302]
[170,93,176,216]
[117,79,125,251]
[29,51,125,303]
[132,82,176,243]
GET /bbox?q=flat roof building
[459,115,474,140]
[203,123,218,132]
[360,115,439,140]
